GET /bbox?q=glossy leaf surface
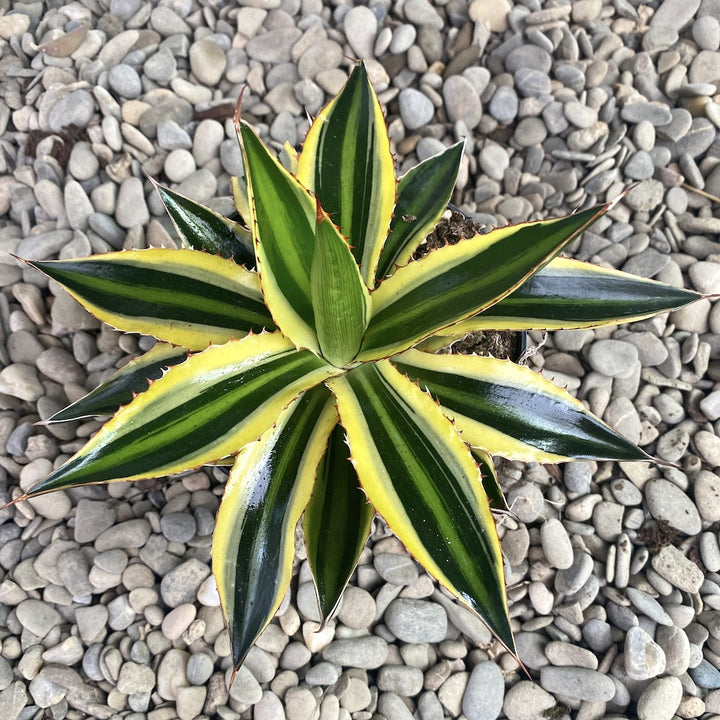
[304,423,374,620]
[46,343,188,423]
[330,361,513,651]
[29,249,273,350]
[297,62,395,288]
[393,349,649,463]
[153,181,254,266]
[310,204,370,366]
[376,142,464,281]
[239,122,319,352]
[213,386,336,669]
[21,334,336,496]
[359,204,611,360]
[452,257,703,332]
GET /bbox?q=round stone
[164,149,196,182]
[344,6,377,59]
[144,47,177,84]
[443,76,482,129]
[690,50,720,84]
[636,676,682,720]
[514,68,551,98]
[540,519,573,570]
[478,143,509,181]
[513,117,547,146]
[337,587,376,630]
[374,553,419,585]
[376,665,424,697]
[690,659,720,688]
[505,45,552,73]
[48,90,95,132]
[390,24,416,54]
[503,681,555,720]
[116,176,149,229]
[564,102,597,128]
[624,150,655,179]
[322,636,388,669]
[16,599,62,637]
[160,558,211,607]
[385,599,447,643]
[189,38,227,86]
[68,142,100,181]
[193,119,225,167]
[694,471,720,522]
[108,64,143,99]
[161,604,196,640]
[160,512,197,543]
[693,16,720,50]
[645,478,702,535]
[463,661,504,720]
[587,339,639,378]
[398,88,434,131]
[488,85,518,124]
[117,662,156,694]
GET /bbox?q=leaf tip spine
[0,493,27,511]
[233,84,248,127]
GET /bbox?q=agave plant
[12,63,700,672]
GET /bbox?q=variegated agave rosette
[13,63,701,672]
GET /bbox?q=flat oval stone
[587,339,639,378]
[539,666,615,701]
[385,599,447,643]
[322,636,388,669]
[636,676,682,720]
[16,599,62,637]
[398,88,434,131]
[443,76,482,129]
[462,661,504,720]
[540,519,573,570]
[645,478,702,535]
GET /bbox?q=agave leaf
[238,121,319,353]
[358,203,612,361]
[473,448,509,512]
[376,142,464,281]
[310,202,371,367]
[27,249,273,351]
[152,180,254,266]
[20,333,338,497]
[303,423,374,621]
[281,141,299,174]
[393,349,649,464]
[296,62,395,288]
[448,257,703,333]
[214,385,336,670]
[329,361,513,652]
[231,175,252,230]
[46,343,188,423]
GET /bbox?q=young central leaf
[310,201,370,367]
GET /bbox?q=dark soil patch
[414,209,523,361]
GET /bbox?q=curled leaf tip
[1,494,28,511]
[233,85,248,126]
[652,456,682,471]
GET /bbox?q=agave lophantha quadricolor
[12,63,701,672]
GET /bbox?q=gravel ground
[1,0,720,719]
